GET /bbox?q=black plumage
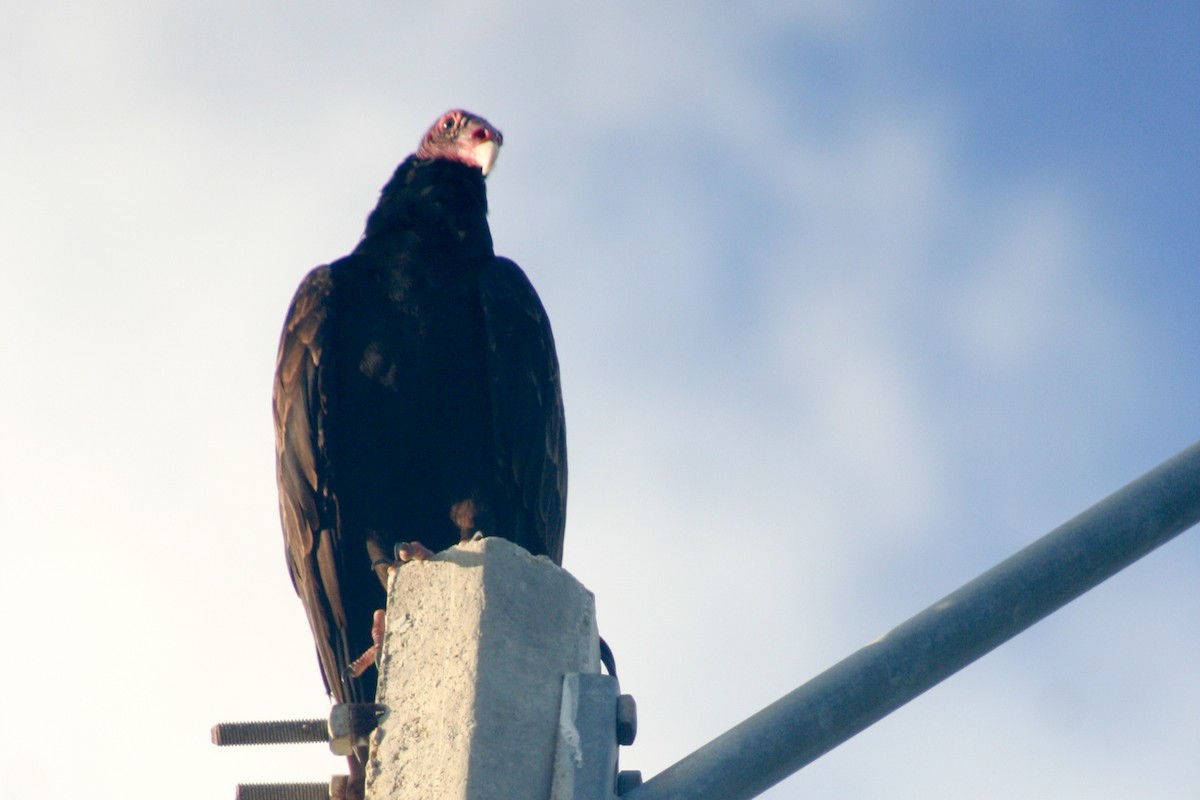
[273,110,566,705]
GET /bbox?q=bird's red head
[416,109,504,176]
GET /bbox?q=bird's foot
[345,609,387,678]
[370,541,434,581]
[394,540,435,562]
[332,756,366,800]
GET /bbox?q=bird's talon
[345,646,376,679]
[396,541,434,562]
[346,611,387,678]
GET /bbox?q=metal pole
[626,440,1200,800]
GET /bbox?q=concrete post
[365,536,601,800]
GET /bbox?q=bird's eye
[441,116,456,132]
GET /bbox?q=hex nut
[616,770,643,796]
[616,693,638,746]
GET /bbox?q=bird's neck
[360,157,491,244]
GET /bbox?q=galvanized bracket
[551,673,642,799]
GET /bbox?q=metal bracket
[551,673,641,799]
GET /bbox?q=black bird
[273,110,567,712]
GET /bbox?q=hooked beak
[474,138,499,176]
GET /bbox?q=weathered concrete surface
[365,536,600,800]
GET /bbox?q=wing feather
[479,257,567,564]
[273,265,362,700]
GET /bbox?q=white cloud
[949,187,1129,375]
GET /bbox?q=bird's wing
[273,264,360,700]
[479,257,568,564]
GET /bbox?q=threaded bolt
[234,782,329,800]
[211,719,328,746]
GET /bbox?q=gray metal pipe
[625,440,1200,800]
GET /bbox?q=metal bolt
[211,719,329,746]
[212,704,388,751]
[616,770,643,796]
[616,693,638,746]
[234,782,330,800]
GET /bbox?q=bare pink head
[415,109,504,176]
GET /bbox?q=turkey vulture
[273,110,567,710]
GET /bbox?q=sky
[2,2,1198,798]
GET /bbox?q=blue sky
[3,3,1197,798]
